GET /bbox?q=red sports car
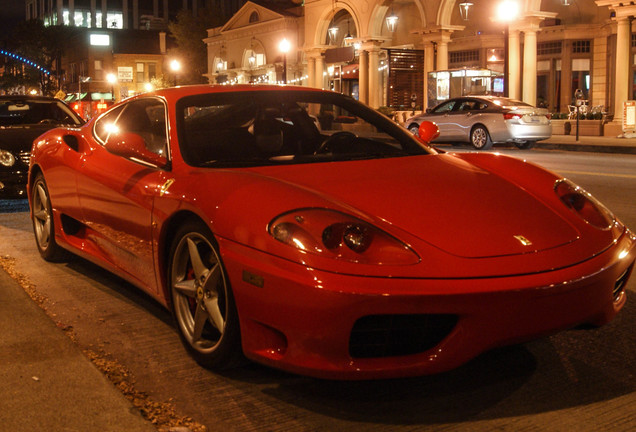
[28,85,635,380]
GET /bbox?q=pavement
[436,132,636,154]
[0,266,156,431]
[0,132,634,432]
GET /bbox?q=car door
[76,98,169,294]
[454,98,486,140]
[425,99,463,140]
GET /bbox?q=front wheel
[470,126,493,150]
[408,123,420,135]
[168,220,242,369]
[31,173,69,262]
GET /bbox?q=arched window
[249,11,259,23]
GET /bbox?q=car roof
[140,84,328,101]
[0,95,61,102]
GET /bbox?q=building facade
[206,0,635,135]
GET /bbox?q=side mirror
[417,121,440,144]
[105,132,167,168]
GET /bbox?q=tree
[0,20,73,95]
[167,5,226,85]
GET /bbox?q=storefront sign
[623,101,636,133]
[118,66,133,82]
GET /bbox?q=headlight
[0,150,16,167]
[554,179,614,230]
[269,208,420,265]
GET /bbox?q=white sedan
[405,96,552,150]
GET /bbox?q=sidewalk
[536,133,636,154]
[0,269,155,432]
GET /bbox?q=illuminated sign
[90,34,110,46]
[118,66,133,82]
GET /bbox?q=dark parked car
[405,96,552,150]
[0,95,83,198]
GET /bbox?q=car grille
[18,150,31,165]
[349,314,458,359]
[614,264,633,302]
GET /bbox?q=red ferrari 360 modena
[28,85,635,379]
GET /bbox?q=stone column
[437,40,448,71]
[522,29,537,106]
[306,56,316,88]
[315,55,325,90]
[359,49,369,104]
[423,42,435,109]
[614,16,630,123]
[508,29,521,100]
[368,46,380,108]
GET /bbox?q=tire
[408,123,420,135]
[31,173,69,262]
[470,125,493,150]
[168,220,243,369]
[514,140,536,150]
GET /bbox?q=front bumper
[219,229,635,380]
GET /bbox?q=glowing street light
[279,38,291,84]
[496,0,520,97]
[385,7,398,32]
[170,59,181,86]
[106,73,117,101]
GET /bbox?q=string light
[0,49,51,75]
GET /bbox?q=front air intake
[349,314,458,359]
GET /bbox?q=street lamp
[170,59,181,86]
[106,73,117,101]
[279,38,291,84]
[385,6,398,32]
[496,0,520,97]
[459,2,473,21]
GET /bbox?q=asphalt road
[1,149,635,431]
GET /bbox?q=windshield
[0,98,83,127]
[177,90,432,167]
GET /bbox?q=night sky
[0,0,27,39]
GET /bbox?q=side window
[94,105,125,143]
[115,99,167,156]
[433,101,455,113]
[96,99,168,157]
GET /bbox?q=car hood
[247,154,586,260]
[0,125,55,151]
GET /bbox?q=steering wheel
[38,119,57,125]
[314,131,357,155]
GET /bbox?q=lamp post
[279,38,290,84]
[496,0,520,98]
[170,59,181,86]
[106,73,117,101]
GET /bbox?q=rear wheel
[470,125,493,150]
[168,220,243,369]
[31,173,69,262]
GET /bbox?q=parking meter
[574,88,584,106]
[410,93,417,114]
[574,88,584,140]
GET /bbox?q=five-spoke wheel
[31,173,68,261]
[169,221,241,368]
